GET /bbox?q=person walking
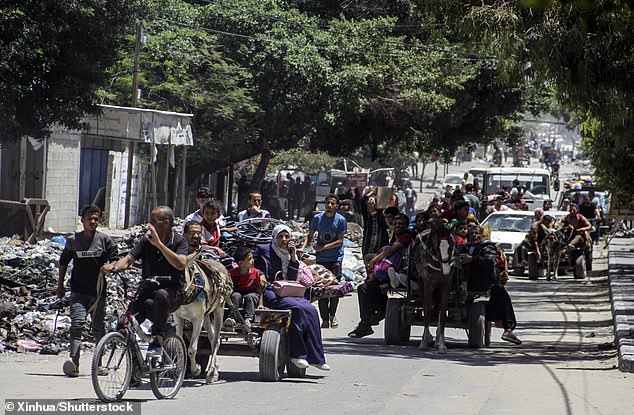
[303,194,347,328]
[57,205,117,377]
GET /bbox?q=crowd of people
[56,168,602,379]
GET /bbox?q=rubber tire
[384,298,410,345]
[528,254,539,280]
[150,333,187,399]
[484,321,492,347]
[574,254,586,279]
[468,302,486,348]
[92,332,132,403]
[259,329,285,382]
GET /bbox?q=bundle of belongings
[306,264,353,302]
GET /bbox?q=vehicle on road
[441,174,464,191]
[481,167,553,207]
[382,247,492,349]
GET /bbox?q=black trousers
[357,278,388,326]
[317,261,341,322]
[486,284,517,331]
[129,284,183,336]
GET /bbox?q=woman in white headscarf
[253,224,330,371]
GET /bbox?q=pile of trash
[0,236,141,354]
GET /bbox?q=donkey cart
[383,283,492,349]
[183,308,306,382]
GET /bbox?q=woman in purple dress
[253,225,330,371]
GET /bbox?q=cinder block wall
[45,129,81,233]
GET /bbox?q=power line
[153,17,495,63]
[192,0,493,59]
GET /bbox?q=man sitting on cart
[348,213,413,338]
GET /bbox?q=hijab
[271,224,293,274]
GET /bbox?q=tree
[0,0,135,143]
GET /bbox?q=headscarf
[271,224,293,274]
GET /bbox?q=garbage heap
[0,236,141,354]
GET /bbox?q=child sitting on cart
[226,246,266,329]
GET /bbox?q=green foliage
[0,0,136,143]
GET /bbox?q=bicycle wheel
[92,332,132,403]
[150,333,187,399]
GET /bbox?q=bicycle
[91,276,187,402]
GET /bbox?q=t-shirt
[230,267,263,294]
[310,212,347,263]
[184,210,203,224]
[200,219,220,247]
[59,231,117,296]
[129,232,188,288]
[237,208,271,222]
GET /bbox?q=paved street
[1,248,631,415]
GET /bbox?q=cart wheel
[574,254,586,279]
[384,298,410,345]
[484,320,492,347]
[468,302,486,348]
[150,333,187,399]
[259,329,285,382]
[92,332,132,403]
[286,358,307,378]
[528,254,539,280]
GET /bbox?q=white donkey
[173,251,232,384]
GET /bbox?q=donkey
[541,225,564,281]
[173,251,232,384]
[415,219,455,354]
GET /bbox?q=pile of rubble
[0,236,141,354]
[0,216,367,354]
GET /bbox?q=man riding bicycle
[104,206,187,357]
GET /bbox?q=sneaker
[321,320,330,329]
[330,316,339,328]
[387,267,400,288]
[146,341,163,358]
[348,324,374,338]
[62,358,79,377]
[97,366,109,376]
[310,363,331,371]
[223,317,236,327]
[290,358,309,369]
[396,273,410,289]
[501,331,522,345]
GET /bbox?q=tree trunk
[419,162,426,192]
[431,161,438,187]
[248,141,271,194]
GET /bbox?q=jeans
[317,261,341,322]
[69,292,106,358]
[230,291,260,320]
[128,284,183,336]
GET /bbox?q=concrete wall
[44,129,82,233]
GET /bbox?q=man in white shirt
[238,192,271,222]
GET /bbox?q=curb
[608,239,634,372]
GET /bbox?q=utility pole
[124,20,143,228]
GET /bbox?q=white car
[481,210,568,260]
[442,175,464,191]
